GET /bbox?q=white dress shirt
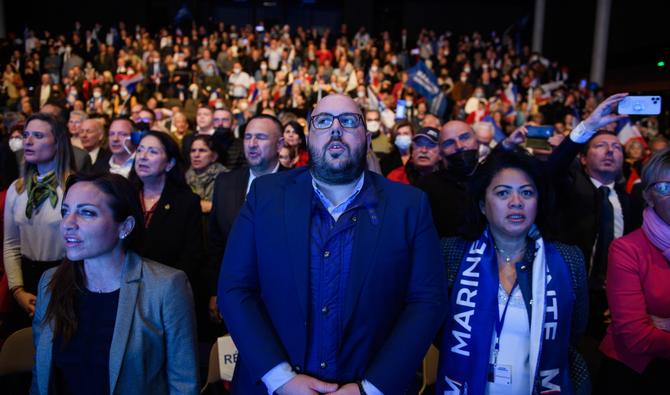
[589,177,624,239]
[246,162,281,195]
[487,285,531,395]
[88,146,101,164]
[109,154,135,178]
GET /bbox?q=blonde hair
[16,113,74,193]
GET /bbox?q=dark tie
[592,185,614,288]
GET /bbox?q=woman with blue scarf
[437,149,589,395]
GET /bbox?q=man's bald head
[308,94,368,185]
[79,118,105,152]
[311,94,365,125]
[439,120,478,157]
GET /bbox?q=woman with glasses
[597,149,670,394]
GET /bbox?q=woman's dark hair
[129,130,189,190]
[461,148,556,240]
[45,173,145,342]
[190,134,218,155]
[391,120,415,143]
[283,120,307,151]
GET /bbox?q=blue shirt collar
[311,173,366,221]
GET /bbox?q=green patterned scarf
[25,171,59,219]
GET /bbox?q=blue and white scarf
[437,230,574,395]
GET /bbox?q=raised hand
[583,93,629,132]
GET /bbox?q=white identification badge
[488,364,512,385]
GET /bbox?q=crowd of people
[0,18,669,395]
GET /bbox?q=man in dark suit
[80,117,112,174]
[145,50,169,95]
[218,94,446,395]
[542,95,640,336]
[81,117,136,177]
[207,114,285,325]
[513,93,641,377]
[36,74,52,109]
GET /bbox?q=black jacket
[137,181,205,287]
[416,168,470,238]
[206,167,250,295]
[206,166,289,295]
[549,138,642,266]
[80,147,113,175]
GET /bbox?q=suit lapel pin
[164,203,170,210]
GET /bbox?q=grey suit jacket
[31,252,199,395]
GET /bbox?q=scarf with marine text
[436,229,574,395]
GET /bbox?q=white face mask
[357,91,366,98]
[9,137,23,152]
[233,68,242,74]
[394,135,412,151]
[367,120,380,132]
[93,91,102,98]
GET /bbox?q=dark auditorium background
[3,0,670,91]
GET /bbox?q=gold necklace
[494,243,526,263]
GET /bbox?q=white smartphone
[618,96,662,115]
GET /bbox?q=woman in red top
[597,149,670,394]
[283,120,309,167]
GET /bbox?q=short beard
[309,137,367,185]
[248,156,272,175]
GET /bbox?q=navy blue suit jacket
[217,167,447,394]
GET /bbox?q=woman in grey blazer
[31,173,199,395]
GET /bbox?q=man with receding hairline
[218,94,446,395]
[417,119,481,237]
[206,114,286,332]
[79,118,112,173]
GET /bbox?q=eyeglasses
[310,112,364,131]
[648,181,670,197]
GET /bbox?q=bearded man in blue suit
[218,94,447,395]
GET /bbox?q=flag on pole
[407,61,440,100]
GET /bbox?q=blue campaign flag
[407,61,440,100]
[429,91,448,120]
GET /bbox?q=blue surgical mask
[394,135,412,151]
